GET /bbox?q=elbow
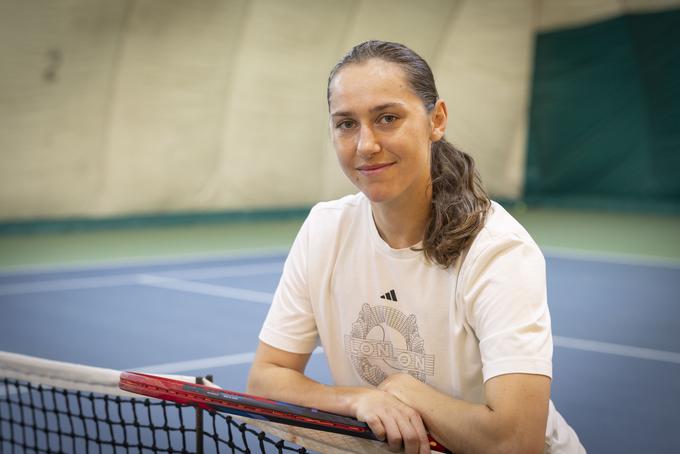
[481,415,545,454]
[246,360,284,397]
[491,440,544,454]
[246,363,267,395]
[245,377,257,395]
[487,429,545,454]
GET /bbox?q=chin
[360,188,395,204]
[352,179,399,204]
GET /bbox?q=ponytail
[419,139,490,268]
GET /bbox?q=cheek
[333,136,355,164]
[394,130,431,163]
[334,145,354,175]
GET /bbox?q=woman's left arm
[379,372,550,454]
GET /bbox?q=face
[328,59,446,207]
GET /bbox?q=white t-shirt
[260,193,584,453]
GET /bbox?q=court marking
[554,336,680,364]
[137,274,274,304]
[543,247,680,269]
[151,263,284,280]
[0,248,289,276]
[0,262,283,296]
[0,275,139,295]
[2,245,678,277]
[2,250,678,298]
[129,337,680,375]
[2,253,679,370]
[133,348,325,374]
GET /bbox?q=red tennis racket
[119,371,450,453]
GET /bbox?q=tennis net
[0,351,312,453]
[1,351,393,454]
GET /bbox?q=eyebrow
[330,102,405,117]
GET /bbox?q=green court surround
[1,207,678,270]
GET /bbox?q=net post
[195,376,205,454]
[194,374,214,454]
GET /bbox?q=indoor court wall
[0,0,538,221]
[1,0,679,223]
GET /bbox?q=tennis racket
[119,371,450,453]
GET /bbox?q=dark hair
[327,40,490,268]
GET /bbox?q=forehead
[329,59,421,112]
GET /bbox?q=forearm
[247,361,363,417]
[248,342,435,452]
[380,374,548,454]
[396,387,508,454]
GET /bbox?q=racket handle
[428,434,451,453]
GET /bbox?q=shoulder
[457,203,549,337]
[305,192,368,232]
[460,201,544,275]
[472,201,540,252]
[309,192,366,215]
[290,192,368,259]
[289,193,369,293]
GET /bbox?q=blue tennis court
[2,249,678,453]
[2,3,680,453]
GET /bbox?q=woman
[248,40,584,454]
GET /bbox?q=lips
[356,162,395,175]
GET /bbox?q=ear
[429,99,448,142]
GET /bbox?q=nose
[356,125,380,159]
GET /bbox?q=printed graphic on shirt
[345,302,435,386]
[379,289,398,302]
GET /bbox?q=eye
[378,114,398,125]
[335,119,356,130]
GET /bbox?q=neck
[371,188,432,249]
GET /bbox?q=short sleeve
[460,233,553,382]
[259,215,319,354]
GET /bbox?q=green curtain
[526,9,680,212]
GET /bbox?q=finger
[381,414,404,452]
[408,413,431,454]
[394,411,421,454]
[363,415,386,442]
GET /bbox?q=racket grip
[428,434,451,453]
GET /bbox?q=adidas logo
[380,289,398,302]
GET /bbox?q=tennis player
[248,41,584,454]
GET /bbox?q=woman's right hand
[248,343,432,453]
[351,388,431,454]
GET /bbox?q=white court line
[156,262,283,280]
[554,336,680,364]
[132,348,324,374]
[0,262,283,296]
[0,275,138,296]
[130,337,680,374]
[544,247,680,269]
[0,248,289,276]
[137,274,274,304]
[5,249,677,297]
[133,352,256,374]
[1,242,677,277]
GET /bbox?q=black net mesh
[0,377,311,453]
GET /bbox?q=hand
[352,387,431,454]
[377,372,427,409]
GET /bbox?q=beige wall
[3,0,675,220]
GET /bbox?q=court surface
[2,247,679,453]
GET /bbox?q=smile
[356,162,395,176]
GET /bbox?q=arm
[379,372,550,454]
[247,213,429,451]
[247,341,432,454]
